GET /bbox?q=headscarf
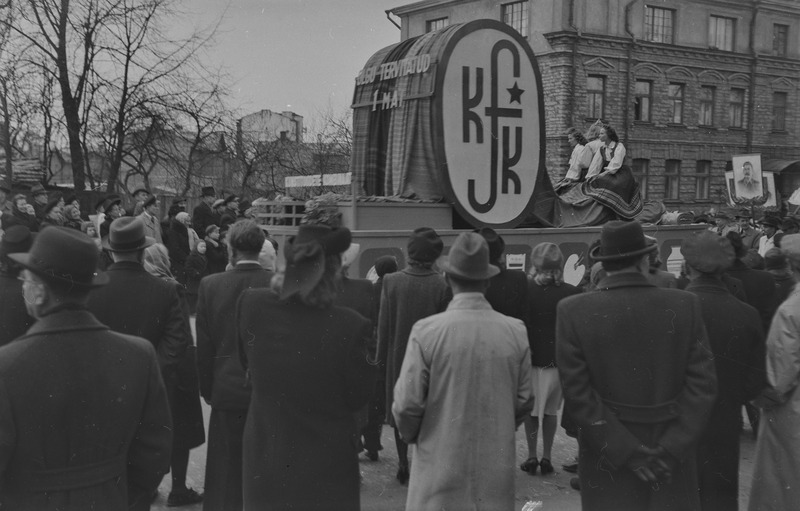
[143,243,176,282]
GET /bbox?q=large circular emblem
[436,20,545,228]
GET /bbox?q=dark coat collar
[107,261,146,272]
[233,262,268,272]
[685,275,730,294]
[20,308,108,338]
[596,271,656,290]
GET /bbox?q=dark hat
[681,231,735,274]
[764,247,787,270]
[44,197,61,215]
[102,197,121,211]
[280,224,352,300]
[759,216,781,228]
[30,183,47,196]
[374,255,399,278]
[143,195,157,208]
[200,186,216,198]
[223,194,238,205]
[693,214,712,225]
[725,231,748,259]
[9,227,108,289]
[0,225,35,258]
[205,224,219,235]
[438,232,500,281]
[94,197,107,211]
[475,227,505,263]
[132,187,149,197]
[407,227,444,263]
[64,194,77,205]
[102,217,155,253]
[212,199,225,209]
[590,221,657,261]
[531,242,564,271]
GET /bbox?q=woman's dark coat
[183,250,207,313]
[237,290,375,511]
[527,280,580,367]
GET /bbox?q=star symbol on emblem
[507,82,524,104]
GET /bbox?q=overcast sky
[189,0,402,121]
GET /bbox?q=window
[729,88,745,128]
[699,86,715,126]
[774,24,789,57]
[502,1,529,36]
[665,160,681,199]
[773,92,787,131]
[586,75,605,119]
[426,17,449,32]
[645,7,674,44]
[632,159,650,199]
[634,80,652,122]
[695,160,711,200]
[709,16,735,51]
[668,83,684,124]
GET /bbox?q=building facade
[388,0,800,211]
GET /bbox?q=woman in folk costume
[236,224,375,510]
[748,234,800,511]
[582,123,643,219]
[554,127,593,194]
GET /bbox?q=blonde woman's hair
[530,268,564,286]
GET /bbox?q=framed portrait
[731,154,763,199]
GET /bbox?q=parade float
[257,20,704,280]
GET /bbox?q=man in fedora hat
[681,231,766,510]
[0,225,35,346]
[137,195,162,244]
[192,186,218,238]
[377,226,451,484]
[0,227,172,510]
[556,220,717,510]
[393,232,534,511]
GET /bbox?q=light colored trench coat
[392,293,534,511]
[749,285,800,511]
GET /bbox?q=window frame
[708,15,736,51]
[774,23,789,57]
[586,75,606,120]
[426,17,449,33]
[695,160,712,200]
[664,159,682,200]
[634,80,653,122]
[772,91,788,132]
[699,86,715,127]
[632,158,650,200]
[668,83,685,124]
[645,6,675,44]
[728,88,745,128]
[502,1,529,37]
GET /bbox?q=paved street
[156,318,757,510]
[152,400,758,510]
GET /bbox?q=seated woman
[554,128,592,194]
[558,124,642,224]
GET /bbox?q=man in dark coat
[87,216,189,387]
[557,221,717,511]
[476,227,528,322]
[196,220,273,511]
[219,195,239,231]
[726,231,777,331]
[377,227,451,484]
[764,247,795,311]
[192,186,218,238]
[682,231,767,511]
[0,226,172,511]
[0,226,35,346]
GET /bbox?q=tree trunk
[0,81,12,189]
[55,0,85,192]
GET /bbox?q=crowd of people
[0,180,798,510]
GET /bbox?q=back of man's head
[228,220,266,258]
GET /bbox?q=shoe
[366,450,379,462]
[539,458,554,475]
[562,462,578,473]
[396,465,410,485]
[167,488,203,507]
[520,457,538,474]
[570,477,581,491]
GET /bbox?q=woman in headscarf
[142,243,206,507]
[236,224,375,510]
[520,243,581,476]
